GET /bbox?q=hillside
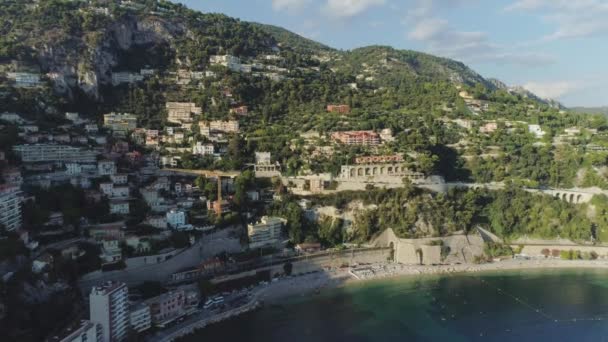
[0,0,531,109]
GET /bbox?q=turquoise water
[181,269,608,341]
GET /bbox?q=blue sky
[176,0,608,107]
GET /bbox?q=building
[56,320,102,342]
[479,122,498,134]
[331,131,380,146]
[192,142,214,156]
[129,303,151,333]
[13,144,98,163]
[7,72,41,87]
[247,216,287,249]
[0,185,22,231]
[529,124,546,138]
[254,152,280,177]
[339,164,425,181]
[166,209,186,228]
[354,155,403,164]
[98,160,117,176]
[145,215,167,229]
[166,102,202,124]
[103,113,137,134]
[379,128,395,142]
[200,120,239,133]
[326,104,351,114]
[229,106,248,115]
[209,55,241,71]
[99,239,122,265]
[295,242,322,254]
[110,174,128,185]
[145,290,186,325]
[89,282,129,342]
[2,167,23,186]
[109,201,129,215]
[89,222,126,242]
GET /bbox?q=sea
[179,269,608,341]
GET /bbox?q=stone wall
[373,229,485,265]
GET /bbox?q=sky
[176,0,608,107]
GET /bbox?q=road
[78,228,242,290]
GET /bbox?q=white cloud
[323,0,386,18]
[523,81,582,99]
[405,0,553,66]
[272,0,311,12]
[505,0,608,40]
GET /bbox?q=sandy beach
[256,258,608,304]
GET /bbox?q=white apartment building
[110,174,128,185]
[66,163,97,175]
[166,102,202,124]
[192,142,214,156]
[166,209,186,228]
[13,144,98,163]
[89,282,129,342]
[529,124,546,138]
[129,303,151,333]
[110,201,130,215]
[57,320,102,342]
[145,215,167,229]
[209,55,241,71]
[7,72,41,87]
[247,216,287,249]
[0,185,22,231]
[98,160,117,176]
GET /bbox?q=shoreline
[165,258,608,340]
[258,258,608,304]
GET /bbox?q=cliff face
[31,15,185,99]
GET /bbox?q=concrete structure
[339,163,425,180]
[209,55,241,71]
[192,142,214,156]
[98,160,117,176]
[354,155,403,164]
[0,185,22,231]
[166,102,202,124]
[247,216,287,249]
[145,290,186,325]
[7,72,41,87]
[109,201,130,215]
[129,303,152,333]
[200,120,239,133]
[100,240,122,265]
[373,229,484,265]
[479,122,498,134]
[326,104,351,114]
[331,131,380,146]
[111,72,144,85]
[254,152,280,177]
[529,124,546,138]
[166,209,186,229]
[103,113,137,134]
[13,144,98,163]
[229,106,248,115]
[89,282,129,342]
[57,320,102,342]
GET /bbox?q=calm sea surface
[180,269,608,342]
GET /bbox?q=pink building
[331,131,380,146]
